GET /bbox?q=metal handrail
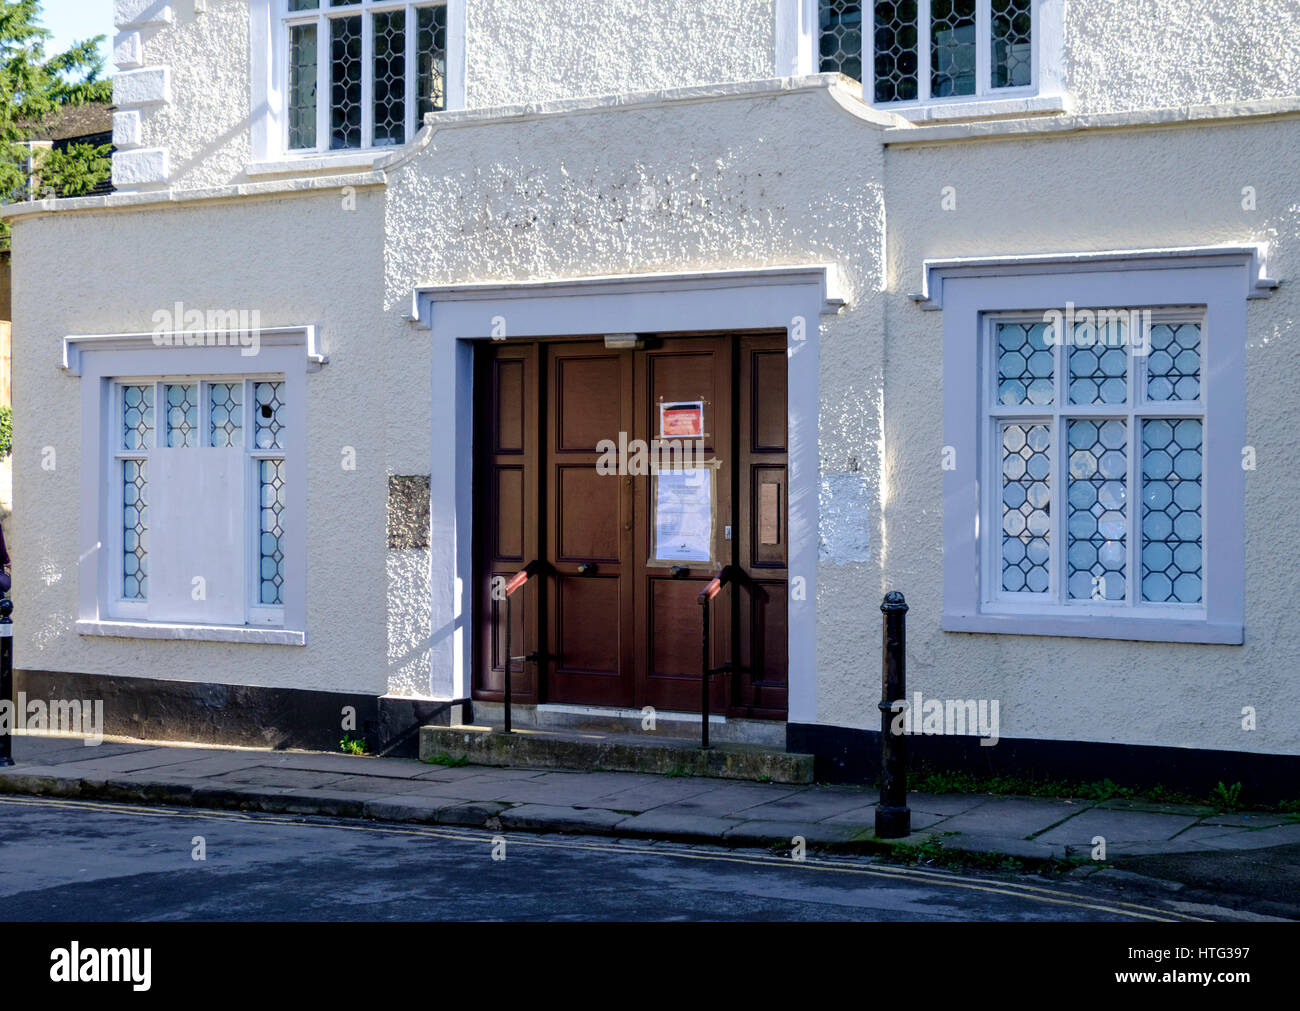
[696,566,768,749]
[502,560,543,734]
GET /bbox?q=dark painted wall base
[787,722,1300,805]
[15,669,466,759]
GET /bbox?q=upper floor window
[819,0,1034,105]
[283,0,447,152]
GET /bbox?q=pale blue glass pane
[1146,322,1201,402]
[123,459,148,599]
[1066,419,1126,600]
[996,321,1054,405]
[254,381,286,450]
[1141,419,1202,603]
[1001,422,1051,593]
[259,459,286,605]
[165,383,198,448]
[122,384,155,450]
[1069,320,1128,405]
[209,383,244,448]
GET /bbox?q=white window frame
[64,328,326,645]
[249,0,466,168]
[107,376,288,627]
[920,246,1277,645]
[789,0,1066,114]
[979,308,1207,618]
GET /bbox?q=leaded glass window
[985,311,1206,610]
[283,0,448,152]
[253,382,287,606]
[820,0,864,82]
[120,384,154,601]
[112,378,288,618]
[288,23,318,149]
[820,0,1036,105]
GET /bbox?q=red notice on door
[659,401,704,439]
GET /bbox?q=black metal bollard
[875,591,910,838]
[700,592,711,750]
[504,588,513,735]
[0,598,12,767]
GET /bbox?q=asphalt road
[0,795,1225,922]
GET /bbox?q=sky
[37,0,116,65]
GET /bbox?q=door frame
[414,265,845,724]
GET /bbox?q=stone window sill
[942,611,1242,645]
[245,148,399,177]
[890,94,1071,123]
[76,620,305,646]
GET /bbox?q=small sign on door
[659,401,704,439]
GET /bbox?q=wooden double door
[474,333,788,719]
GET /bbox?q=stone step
[469,701,786,748]
[420,725,814,784]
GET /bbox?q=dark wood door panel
[733,335,789,717]
[494,466,525,561]
[555,465,621,562]
[634,337,733,713]
[557,355,624,452]
[749,464,787,569]
[475,343,540,702]
[546,343,635,708]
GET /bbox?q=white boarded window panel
[145,447,246,625]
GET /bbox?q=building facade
[6,0,1299,791]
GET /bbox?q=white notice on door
[653,468,712,562]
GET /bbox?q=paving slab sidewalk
[3,735,1298,866]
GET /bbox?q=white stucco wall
[116,0,252,193]
[9,186,391,695]
[118,1,1300,194]
[878,114,1300,757]
[463,0,779,108]
[1066,0,1300,115]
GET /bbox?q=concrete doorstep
[419,724,815,784]
[3,735,1298,881]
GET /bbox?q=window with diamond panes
[819,0,864,82]
[821,0,1035,104]
[986,312,1206,609]
[165,383,198,448]
[113,378,287,618]
[253,382,287,606]
[120,385,154,601]
[284,1,448,152]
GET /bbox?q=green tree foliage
[0,1,112,245]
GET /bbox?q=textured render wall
[10,187,390,695]
[1066,0,1300,114]
[879,116,1300,755]
[113,0,783,193]
[382,86,888,699]
[465,0,780,108]
[120,0,252,191]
